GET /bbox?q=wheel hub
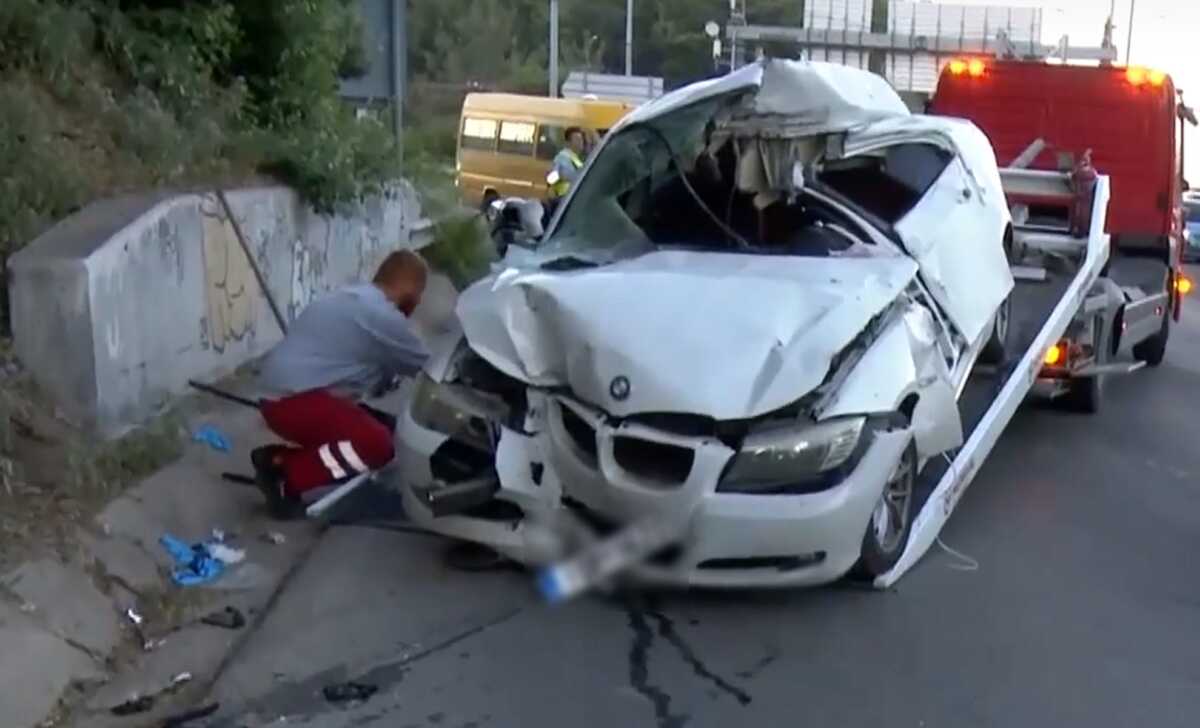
[872,455,914,554]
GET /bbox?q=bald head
[373,250,428,316]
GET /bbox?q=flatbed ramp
[876,173,1111,587]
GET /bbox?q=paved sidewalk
[1,393,323,728]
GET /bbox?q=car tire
[1132,306,1170,367]
[979,294,1012,365]
[1063,373,1103,414]
[852,442,917,580]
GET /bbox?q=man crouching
[251,250,430,518]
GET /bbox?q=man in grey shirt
[252,250,431,517]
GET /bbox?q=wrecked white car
[396,59,1014,588]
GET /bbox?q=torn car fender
[819,303,963,459]
[493,392,563,515]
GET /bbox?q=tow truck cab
[930,59,1194,323]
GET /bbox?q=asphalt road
[205,266,1200,728]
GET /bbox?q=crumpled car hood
[456,251,919,421]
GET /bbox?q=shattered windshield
[543,99,723,263]
[541,96,877,266]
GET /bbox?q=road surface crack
[647,610,752,706]
[626,607,689,728]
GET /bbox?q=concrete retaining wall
[9,184,429,436]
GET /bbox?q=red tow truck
[931,57,1196,369]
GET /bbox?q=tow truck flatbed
[876,168,1113,586]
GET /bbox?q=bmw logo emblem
[609,376,631,401]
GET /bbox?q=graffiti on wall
[198,195,258,353]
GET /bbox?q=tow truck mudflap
[875,173,1113,588]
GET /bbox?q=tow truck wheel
[1132,307,1170,367]
[852,443,917,580]
[980,294,1012,365]
[1064,373,1103,414]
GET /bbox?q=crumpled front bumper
[396,392,911,589]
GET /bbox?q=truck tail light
[1043,342,1067,367]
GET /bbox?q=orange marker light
[1177,275,1194,296]
[1044,343,1065,367]
[968,59,986,77]
[949,59,967,75]
[1126,66,1147,86]
[1149,69,1166,87]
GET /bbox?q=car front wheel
[979,294,1012,365]
[852,442,917,580]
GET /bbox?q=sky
[958,0,1200,178]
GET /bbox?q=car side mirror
[489,198,545,257]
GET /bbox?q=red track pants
[260,390,395,496]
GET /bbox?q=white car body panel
[819,307,963,459]
[457,251,920,421]
[845,115,1015,345]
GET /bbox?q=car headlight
[717,416,868,494]
[410,372,504,452]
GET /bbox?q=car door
[844,117,1014,345]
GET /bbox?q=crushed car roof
[616,59,912,136]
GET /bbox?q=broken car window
[544,100,724,262]
[819,143,953,223]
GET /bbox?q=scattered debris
[19,601,36,614]
[221,472,257,486]
[110,695,155,716]
[262,531,287,545]
[109,672,196,716]
[211,528,227,543]
[159,533,226,586]
[200,606,246,630]
[209,543,246,565]
[143,638,167,652]
[162,702,220,727]
[191,424,231,452]
[322,681,378,704]
[125,607,145,626]
[0,456,17,495]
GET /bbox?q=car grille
[556,401,698,487]
[612,436,695,487]
[560,405,598,462]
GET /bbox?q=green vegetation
[407,0,805,159]
[0,0,401,330]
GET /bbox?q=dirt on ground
[0,338,185,574]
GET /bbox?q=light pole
[1125,0,1136,64]
[550,0,559,97]
[625,0,634,76]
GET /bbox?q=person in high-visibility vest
[546,127,587,201]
